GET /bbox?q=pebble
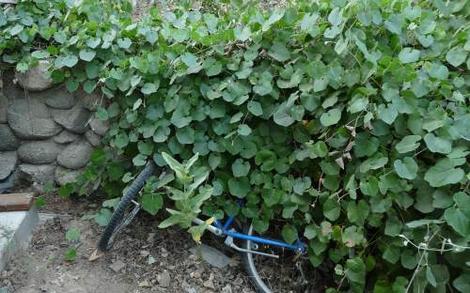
[203,273,216,290]
[147,256,156,265]
[139,250,150,257]
[190,271,201,279]
[190,244,231,269]
[138,280,151,288]
[157,270,171,287]
[109,260,126,273]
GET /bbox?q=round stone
[89,117,109,136]
[57,140,93,169]
[17,140,62,164]
[7,99,62,139]
[53,130,79,144]
[44,86,77,109]
[0,93,7,123]
[76,90,103,111]
[0,125,19,151]
[15,60,53,91]
[18,164,56,184]
[51,104,91,134]
[85,130,101,147]
[0,151,17,180]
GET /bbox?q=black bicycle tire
[97,161,156,251]
[241,223,272,293]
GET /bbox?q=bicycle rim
[242,223,315,293]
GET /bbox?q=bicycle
[97,159,314,293]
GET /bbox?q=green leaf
[454,114,470,141]
[132,154,147,166]
[176,127,195,144]
[312,141,328,157]
[359,156,388,173]
[453,274,470,293]
[268,42,290,62]
[454,192,470,218]
[393,157,418,180]
[62,55,79,68]
[141,82,159,95]
[9,24,23,36]
[117,37,132,49]
[281,224,297,244]
[181,53,201,72]
[323,198,340,221]
[31,50,50,59]
[444,207,470,236]
[65,227,80,242]
[79,49,96,61]
[345,257,366,285]
[64,248,77,262]
[95,208,112,226]
[228,177,250,198]
[320,108,342,127]
[114,133,129,149]
[378,104,398,125]
[398,47,420,64]
[328,7,343,26]
[141,193,163,216]
[247,101,263,116]
[304,225,317,240]
[406,219,444,228]
[237,124,252,136]
[395,135,421,153]
[424,133,452,154]
[446,46,468,67]
[232,159,250,177]
[426,62,449,80]
[138,141,154,155]
[424,159,464,187]
[426,266,437,287]
[313,78,329,92]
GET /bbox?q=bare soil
[0,194,255,293]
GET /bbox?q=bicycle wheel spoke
[243,223,314,293]
[107,203,141,249]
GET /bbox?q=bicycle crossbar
[212,217,305,253]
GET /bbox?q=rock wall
[0,66,109,191]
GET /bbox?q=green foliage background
[1,0,470,291]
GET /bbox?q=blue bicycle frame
[200,215,306,254]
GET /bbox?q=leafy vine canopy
[1,0,470,291]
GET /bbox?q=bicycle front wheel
[97,161,156,251]
[241,223,319,293]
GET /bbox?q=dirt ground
[0,195,255,293]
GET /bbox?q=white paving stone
[0,208,38,271]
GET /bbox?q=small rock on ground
[190,244,231,269]
[157,270,171,287]
[109,260,126,273]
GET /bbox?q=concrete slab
[0,207,38,271]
